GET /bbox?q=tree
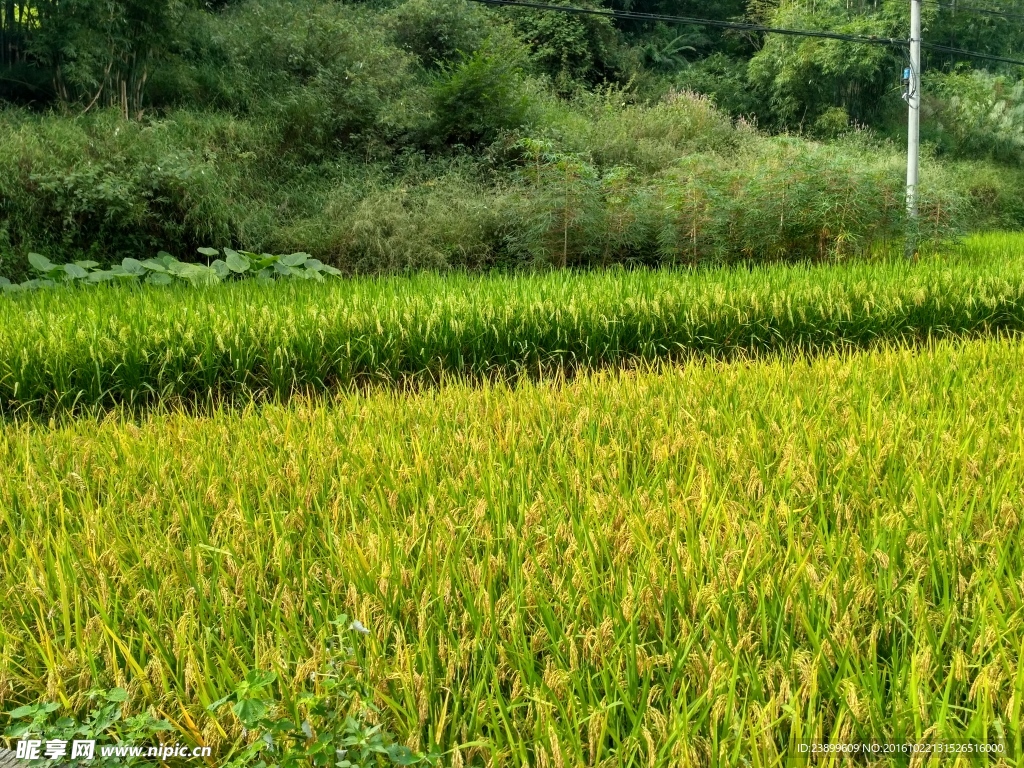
[3,0,187,115]
[747,0,908,130]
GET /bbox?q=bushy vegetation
[3,91,1011,281]
[2,336,1023,762]
[926,69,1024,164]
[6,667,436,767]
[0,233,1021,415]
[1,0,1022,277]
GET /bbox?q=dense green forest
[1,0,1022,279]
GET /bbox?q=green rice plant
[0,337,1021,764]
[2,233,1024,416]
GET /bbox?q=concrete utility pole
[906,0,922,257]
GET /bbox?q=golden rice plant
[1,336,1022,765]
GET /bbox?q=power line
[923,41,1024,64]
[468,0,907,48]
[470,0,1024,66]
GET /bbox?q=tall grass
[2,234,1024,415]
[4,87,1021,278]
[1,337,1022,763]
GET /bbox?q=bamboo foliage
[0,0,33,68]
[2,0,182,116]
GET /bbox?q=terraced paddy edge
[2,233,1024,416]
[2,337,1023,765]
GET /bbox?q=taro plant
[198,248,344,283]
[0,249,343,293]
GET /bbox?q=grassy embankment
[2,232,1024,416]
[1,336,1023,763]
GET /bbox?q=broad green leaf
[197,247,219,257]
[8,705,38,719]
[74,260,100,270]
[232,698,269,727]
[0,276,10,287]
[106,688,128,703]
[178,264,218,286]
[155,253,176,268]
[121,258,146,276]
[140,260,168,273]
[244,670,277,689]
[146,272,174,286]
[87,271,116,283]
[279,253,310,268]
[28,253,54,273]
[322,265,343,276]
[64,263,89,280]
[226,251,250,274]
[387,745,420,765]
[210,260,231,279]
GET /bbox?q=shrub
[429,44,534,147]
[672,53,761,118]
[542,88,740,172]
[268,167,518,273]
[207,0,422,155]
[812,106,852,140]
[507,143,609,267]
[0,109,247,280]
[938,160,1024,231]
[499,0,622,87]
[385,0,488,69]
[925,70,1024,165]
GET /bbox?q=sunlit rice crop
[1,336,1022,764]
[2,233,1024,416]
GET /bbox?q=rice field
[2,233,1024,416]
[2,335,1023,765]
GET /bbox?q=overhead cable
[469,0,1024,67]
[468,0,907,47]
